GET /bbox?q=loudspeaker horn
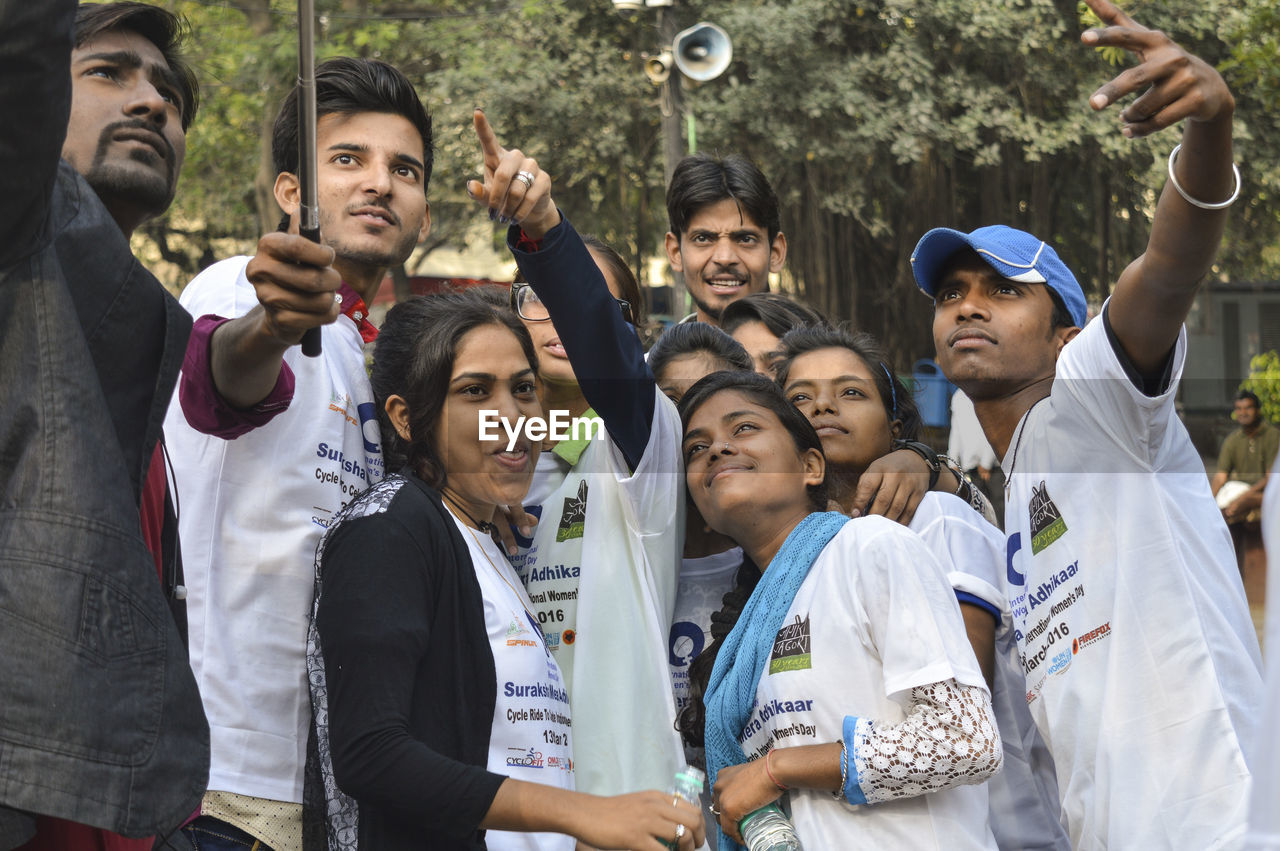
[644,50,674,85]
[673,22,732,82]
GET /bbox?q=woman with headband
[773,325,1069,850]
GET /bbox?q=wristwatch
[892,439,941,490]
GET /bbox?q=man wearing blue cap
[910,1,1262,848]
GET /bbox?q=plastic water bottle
[739,802,802,850]
[665,765,707,848]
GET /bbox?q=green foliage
[128,0,1280,368]
[1240,351,1280,425]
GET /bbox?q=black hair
[581,234,644,327]
[511,234,642,327]
[773,325,922,441]
[1047,288,1074,332]
[678,370,829,515]
[1236,389,1262,408]
[719,292,823,339]
[674,370,829,752]
[371,291,537,487]
[74,2,200,129]
[647,322,752,386]
[666,153,781,244]
[271,56,433,183]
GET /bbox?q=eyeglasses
[510,283,634,325]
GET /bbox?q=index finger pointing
[1082,0,1140,30]
[473,108,505,170]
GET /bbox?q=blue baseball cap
[911,225,1087,328]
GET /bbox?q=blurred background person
[948,388,1004,528]
[1213,390,1279,579]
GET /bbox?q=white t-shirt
[910,493,1069,851]
[949,390,998,472]
[164,256,384,803]
[736,516,996,850]
[510,390,686,796]
[1002,308,1263,850]
[451,511,574,851]
[1246,467,1280,850]
[670,548,743,718]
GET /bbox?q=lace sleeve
[846,679,1002,804]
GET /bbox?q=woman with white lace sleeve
[677,371,1001,850]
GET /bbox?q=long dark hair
[719,292,823,340]
[677,370,829,514]
[370,291,537,487]
[582,234,644,327]
[511,233,643,328]
[674,371,828,750]
[648,322,752,383]
[773,325,922,441]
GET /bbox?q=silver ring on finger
[675,823,686,841]
[514,170,535,189]
[709,803,721,816]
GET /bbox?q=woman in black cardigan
[306,289,703,850]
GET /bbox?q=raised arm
[1083,0,1236,376]
[509,220,655,469]
[468,109,656,469]
[0,0,75,264]
[208,233,342,408]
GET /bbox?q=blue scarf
[704,511,850,850]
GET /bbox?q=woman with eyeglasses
[469,111,687,798]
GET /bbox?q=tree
[137,0,1280,370]
[1239,351,1280,425]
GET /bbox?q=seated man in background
[1212,389,1278,580]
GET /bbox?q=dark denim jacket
[0,0,208,842]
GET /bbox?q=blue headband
[880,363,897,420]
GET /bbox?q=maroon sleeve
[178,314,295,439]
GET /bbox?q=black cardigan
[312,474,507,849]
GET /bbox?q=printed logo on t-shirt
[769,615,812,674]
[546,755,574,773]
[556,480,588,542]
[506,747,545,768]
[1072,621,1111,655]
[506,613,540,648]
[1029,480,1068,554]
[669,621,704,668]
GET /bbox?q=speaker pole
[656,4,687,317]
[656,6,684,186]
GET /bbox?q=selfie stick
[298,0,322,357]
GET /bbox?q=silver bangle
[1167,143,1241,211]
[833,738,848,801]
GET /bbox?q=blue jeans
[178,817,274,850]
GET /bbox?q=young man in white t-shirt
[908,2,1263,847]
[163,59,432,851]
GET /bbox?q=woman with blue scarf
[676,372,1002,849]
